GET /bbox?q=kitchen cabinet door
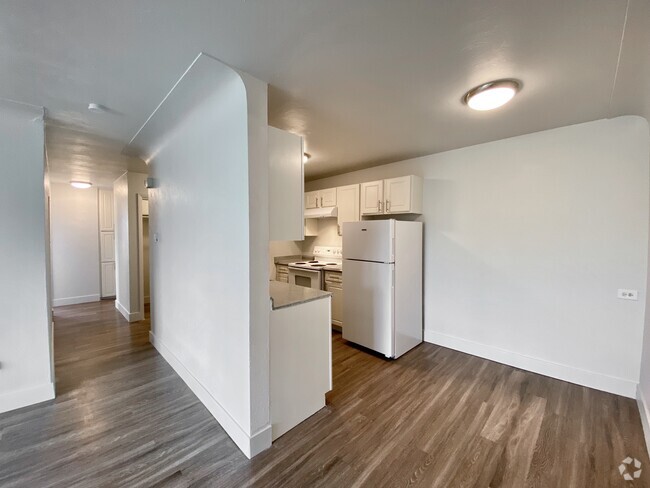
[385,175,423,214]
[269,126,304,240]
[305,191,319,209]
[336,184,360,235]
[360,180,384,215]
[101,262,116,297]
[319,187,337,208]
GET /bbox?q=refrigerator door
[342,220,394,263]
[342,259,394,357]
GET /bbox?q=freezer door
[342,259,394,357]
[342,220,394,263]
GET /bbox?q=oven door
[288,267,322,289]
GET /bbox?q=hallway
[1,301,649,487]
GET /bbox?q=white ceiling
[1,0,648,183]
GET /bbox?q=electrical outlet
[617,289,638,301]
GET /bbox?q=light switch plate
[617,289,638,301]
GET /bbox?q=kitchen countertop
[274,255,314,265]
[270,281,331,310]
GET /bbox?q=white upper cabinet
[269,126,304,241]
[361,176,422,215]
[385,175,422,214]
[98,189,114,231]
[336,184,360,235]
[305,188,336,209]
[305,191,319,209]
[319,188,337,208]
[360,180,384,215]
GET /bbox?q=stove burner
[325,263,337,265]
[308,260,319,263]
[311,264,326,267]
[294,262,307,265]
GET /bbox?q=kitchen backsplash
[302,218,342,255]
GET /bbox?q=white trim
[52,294,100,307]
[637,385,650,456]
[0,382,55,414]
[149,331,272,458]
[424,330,638,398]
[115,300,141,323]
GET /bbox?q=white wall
[302,219,341,255]
[114,171,147,321]
[138,54,270,458]
[50,182,101,306]
[0,100,54,413]
[307,116,649,398]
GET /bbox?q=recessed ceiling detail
[463,79,521,111]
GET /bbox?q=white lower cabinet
[270,295,332,441]
[324,271,343,329]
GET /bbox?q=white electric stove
[288,246,342,289]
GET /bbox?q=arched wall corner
[125,52,270,458]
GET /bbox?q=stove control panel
[313,246,343,260]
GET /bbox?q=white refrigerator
[342,220,423,358]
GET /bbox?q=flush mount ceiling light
[70,181,92,189]
[88,102,109,113]
[303,152,311,163]
[463,79,521,111]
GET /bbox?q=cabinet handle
[386,200,390,212]
[320,196,323,207]
[378,200,382,212]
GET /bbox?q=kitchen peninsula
[269,281,332,440]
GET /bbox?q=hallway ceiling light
[70,181,92,189]
[87,102,109,113]
[463,79,521,111]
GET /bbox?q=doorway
[137,195,150,320]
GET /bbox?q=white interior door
[342,259,393,357]
[100,232,115,262]
[385,176,411,213]
[101,262,116,296]
[360,180,384,215]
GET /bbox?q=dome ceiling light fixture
[88,102,109,113]
[70,180,92,189]
[303,152,311,163]
[463,79,521,111]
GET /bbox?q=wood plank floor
[1,300,648,487]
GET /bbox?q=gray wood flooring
[0,300,648,487]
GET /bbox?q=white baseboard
[637,386,650,456]
[0,382,55,414]
[115,301,142,323]
[149,331,272,458]
[52,294,100,307]
[424,330,637,398]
